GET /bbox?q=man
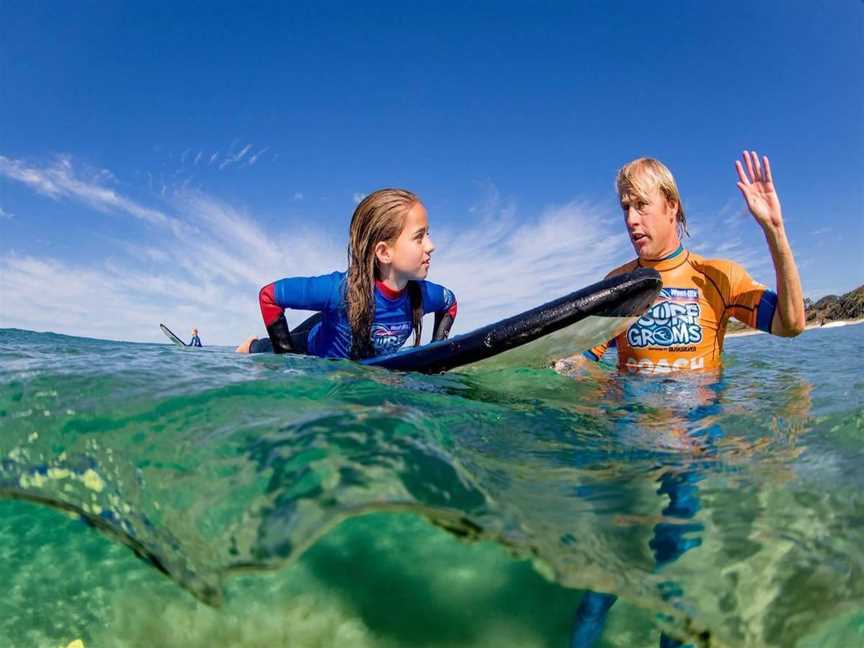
[189,328,202,347]
[557,151,803,376]
[558,151,804,647]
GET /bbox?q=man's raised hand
[735,150,784,231]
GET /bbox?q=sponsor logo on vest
[627,299,703,348]
[372,322,413,353]
[659,287,699,301]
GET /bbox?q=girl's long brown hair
[346,188,423,359]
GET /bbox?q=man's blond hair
[616,158,688,237]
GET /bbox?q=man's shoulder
[686,252,747,279]
[603,259,639,279]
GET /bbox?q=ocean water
[0,325,862,648]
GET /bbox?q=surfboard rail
[363,268,661,373]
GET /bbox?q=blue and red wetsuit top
[259,271,458,358]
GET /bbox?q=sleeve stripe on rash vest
[756,290,778,333]
[583,350,600,362]
[259,283,282,327]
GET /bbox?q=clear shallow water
[0,326,862,647]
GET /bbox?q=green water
[1,326,862,647]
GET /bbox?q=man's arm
[735,151,805,337]
[553,348,612,379]
[554,353,593,375]
[763,224,804,337]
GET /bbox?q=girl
[236,188,458,359]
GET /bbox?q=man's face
[621,186,679,260]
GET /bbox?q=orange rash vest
[586,245,777,373]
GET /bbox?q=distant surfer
[189,328,202,347]
[558,152,805,648]
[235,188,458,359]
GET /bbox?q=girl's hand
[735,151,784,232]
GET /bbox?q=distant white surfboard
[159,323,189,348]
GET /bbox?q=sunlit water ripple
[1,325,862,647]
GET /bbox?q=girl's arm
[419,282,458,341]
[432,306,457,341]
[259,273,341,353]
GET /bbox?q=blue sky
[1,1,862,344]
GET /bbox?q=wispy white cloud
[0,156,635,345]
[169,145,272,172]
[0,252,264,344]
[433,194,630,327]
[810,227,832,237]
[218,143,253,170]
[0,154,343,343]
[0,206,13,220]
[717,197,747,228]
[352,192,366,204]
[0,155,175,229]
[246,147,270,167]
[688,197,773,283]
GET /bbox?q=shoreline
[726,318,864,339]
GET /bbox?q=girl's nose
[425,235,436,254]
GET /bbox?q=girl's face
[378,201,435,281]
[621,185,679,260]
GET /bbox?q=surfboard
[160,323,189,348]
[362,268,661,373]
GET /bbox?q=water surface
[1,325,862,647]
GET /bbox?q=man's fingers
[763,156,774,185]
[744,151,756,182]
[735,160,750,185]
[752,150,762,181]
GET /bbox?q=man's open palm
[736,150,783,230]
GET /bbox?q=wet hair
[616,158,689,238]
[345,188,424,359]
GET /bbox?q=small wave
[1,328,862,646]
